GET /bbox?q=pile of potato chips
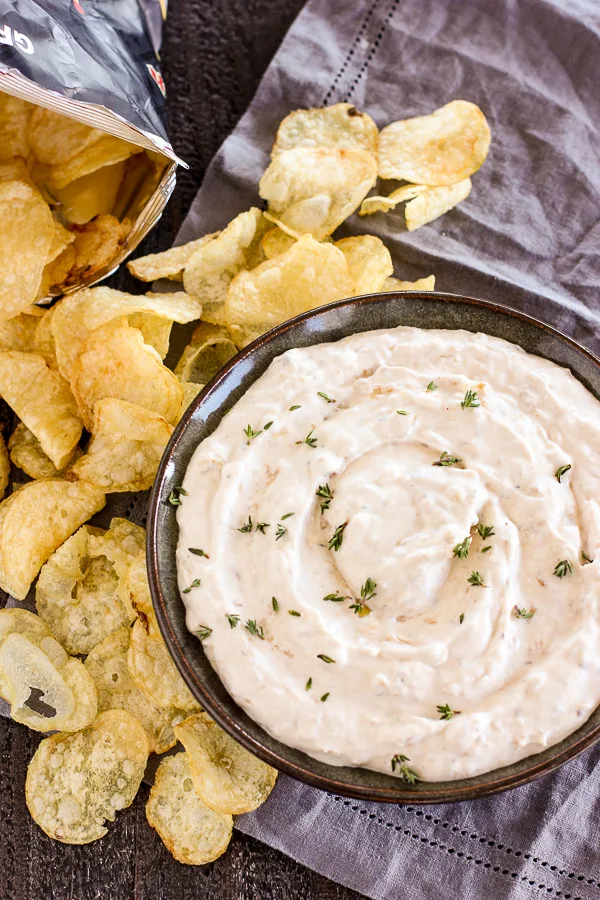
[0,94,159,319]
[0,97,490,863]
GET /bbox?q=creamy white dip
[176,326,600,782]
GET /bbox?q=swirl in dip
[176,326,600,782]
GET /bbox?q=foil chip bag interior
[0,0,182,316]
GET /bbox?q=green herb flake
[582,551,594,564]
[305,677,312,691]
[196,626,212,642]
[555,464,572,483]
[296,429,317,448]
[288,610,301,617]
[350,577,377,616]
[553,559,573,578]
[396,409,409,416]
[459,613,465,624]
[512,606,536,620]
[476,523,495,539]
[317,654,335,664]
[168,486,187,506]
[182,578,201,594]
[289,405,301,411]
[323,593,347,602]
[272,597,279,612]
[275,523,287,540]
[320,693,330,702]
[433,451,462,467]
[481,545,492,553]
[245,619,265,640]
[263,421,273,431]
[316,483,334,512]
[437,703,460,720]
[390,754,419,784]
[468,571,486,588]
[243,424,262,444]
[461,388,480,409]
[226,614,240,629]
[255,521,270,534]
[189,547,209,558]
[237,516,253,534]
[281,512,295,520]
[318,391,336,403]
[328,521,348,552]
[426,381,438,393]
[453,536,471,560]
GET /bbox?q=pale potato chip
[44,244,76,291]
[70,398,173,493]
[87,517,145,607]
[36,525,135,655]
[378,100,490,185]
[405,178,472,231]
[47,135,143,191]
[383,275,436,291]
[0,95,32,161]
[8,424,78,479]
[0,157,33,186]
[126,554,161,640]
[66,215,129,285]
[0,608,97,733]
[28,107,103,166]
[85,627,184,755]
[26,710,148,844]
[52,285,202,381]
[224,234,353,347]
[260,227,297,259]
[0,180,54,320]
[32,306,58,368]
[175,712,277,815]
[128,313,173,359]
[53,161,126,225]
[70,319,183,430]
[128,617,198,712]
[359,184,427,216]
[176,383,203,423]
[273,103,378,157]
[0,479,106,600]
[0,351,82,468]
[174,323,237,385]
[183,209,268,325]
[0,433,9,501]
[146,753,233,864]
[47,220,75,264]
[0,312,38,352]
[259,147,377,240]
[127,233,219,282]
[334,235,393,295]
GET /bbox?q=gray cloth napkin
[177,0,600,897]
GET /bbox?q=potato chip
[28,107,103,166]
[224,234,353,347]
[183,209,268,325]
[70,319,183,430]
[405,178,472,231]
[47,220,75,264]
[359,184,427,216]
[85,627,186,755]
[128,313,173,360]
[334,235,393,295]
[0,95,32,161]
[273,103,378,157]
[0,608,97,733]
[174,323,237,385]
[26,709,148,844]
[176,383,203,423]
[0,351,82,468]
[383,275,436,291]
[52,285,202,381]
[8,424,76,479]
[0,312,38,352]
[175,712,277,815]
[127,232,219,282]
[32,306,58,367]
[36,525,134,655]
[0,479,106,600]
[126,554,161,640]
[0,180,55,320]
[260,227,297,259]
[47,135,143,191]
[70,399,173,493]
[128,618,198,712]
[259,147,377,240]
[66,214,129,285]
[0,433,9,501]
[0,157,33,186]
[378,100,490,185]
[146,753,233,864]
[53,161,126,225]
[44,244,77,292]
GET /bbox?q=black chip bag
[0,0,183,303]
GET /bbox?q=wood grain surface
[0,1,362,897]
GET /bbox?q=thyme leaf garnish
[263,421,273,431]
[182,578,201,594]
[468,571,486,587]
[296,429,317,448]
[320,693,330,702]
[476,523,495,539]
[168,485,187,506]
[316,483,334,512]
[288,610,301,617]
[582,551,594,564]
[226,614,240,628]
[244,424,262,444]
[305,677,312,690]
[350,577,377,616]
[553,559,572,578]
[323,593,347,602]
[196,626,212,642]
[453,536,471,560]
[237,516,253,534]
[555,464,572,483]
[461,388,480,409]
[272,597,279,612]
[481,545,492,553]
[328,521,348,552]
[391,754,419,784]
[396,409,409,416]
[459,613,465,624]
[245,619,265,639]
[281,512,295,520]
[189,547,209,558]
[289,405,301,411]
[426,381,438,393]
[433,451,462,467]
[255,521,270,534]
[513,606,536,619]
[317,654,335,664]
[317,391,336,403]
[437,703,460,720]
[275,523,287,540]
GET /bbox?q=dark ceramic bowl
[148,292,600,804]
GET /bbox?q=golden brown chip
[334,235,393,295]
[25,710,148,844]
[0,157,33,186]
[126,554,161,640]
[32,306,58,367]
[176,383,203,423]
[86,518,145,621]
[128,313,173,360]
[174,322,237,385]
[378,100,490,185]
[260,227,297,259]
[405,179,472,231]
[273,103,378,157]
[0,312,38,352]
[146,753,233,864]
[0,95,32,161]
[128,618,198,712]
[259,147,377,240]
[70,398,173,493]
[359,184,427,216]
[85,627,186,755]
[47,220,75,264]
[53,160,126,225]
[0,181,55,320]
[44,244,77,291]
[52,285,202,381]
[8,424,76,479]
[127,233,220,282]
[175,712,278,815]
[47,135,143,191]
[0,351,82,468]
[383,275,436,292]
[70,318,183,430]
[0,608,97,733]
[182,209,268,325]
[36,525,136,655]
[224,234,353,347]
[66,214,129,284]
[28,107,103,166]
[0,433,9,501]
[0,479,106,600]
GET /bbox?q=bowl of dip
[148,291,600,804]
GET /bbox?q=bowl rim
[148,290,600,804]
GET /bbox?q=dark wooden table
[0,1,362,897]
